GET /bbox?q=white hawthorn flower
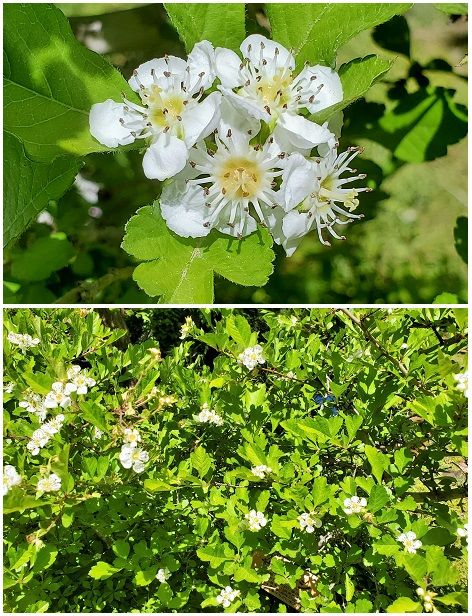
[238,345,265,370]
[215,34,340,153]
[93,427,104,440]
[156,567,170,583]
[123,427,141,448]
[343,495,367,515]
[298,512,322,533]
[26,428,51,455]
[195,403,224,426]
[19,392,48,422]
[37,473,62,492]
[454,371,468,397]
[65,365,96,395]
[245,509,268,531]
[160,99,286,239]
[251,464,272,478]
[398,530,422,554]
[7,332,40,349]
[44,382,71,409]
[216,586,240,608]
[457,524,468,542]
[119,444,149,473]
[3,465,21,495]
[180,316,195,339]
[42,414,65,436]
[275,147,369,255]
[90,41,221,181]
[74,173,101,204]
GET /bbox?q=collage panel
[3,3,468,305]
[3,307,468,612]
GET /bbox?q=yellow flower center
[216,157,263,199]
[147,86,185,128]
[256,71,293,107]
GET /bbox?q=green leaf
[4,3,137,160]
[196,543,234,568]
[435,592,468,609]
[312,476,330,507]
[32,544,58,573]
[79,400,108,432]
[399,553,428,584]
[434,3,468,15]
[164,3,245,52]
[386,597,421,613]
[4,132,79,248]
[122,205,275,303]
[112,539,130,560]
[345,573,355,602]
[88,561,122,580]
[233,565,261,583]
[454,216,468,264]
[271,515,297,539]
[367,484,389,514]
[134,566,158,587]
[144,479,178,492]
[311,55,393,124]
[226,315,252,347]
[265,3,412,67]
[190,445,212,479]
[3,487,52,513]
[344,414,364,442]
[364,445,389,484]
[10,233,74,281]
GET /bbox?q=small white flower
[44,382,71,409]
[343,495,367,515]
[36,211,55,226]
[93,427,104,440]
[156,567,170,583]
[119,444,149,473]
[238,344,265,370]
[457,523,468,542]
[4,382,14,394]
[454,371,468,397]
[74,173,101,204]
[216,586,240,608]
[42,414,65,436]
[251,464,272,479]
[416,588,425,597]
[424,602,433,612]
[180,316,195,339]
[195,403,224,426]
[3,465,21,495]
[398,530,422,554]
[19,392,48,422]
[275,147,368,255]
[26,428,50,455]
[298,512,322,533]
[90,41,221,181]
[65,365,96,395]
[37,473,62,492]
[215,34,339,153]
[123,427,141,447]
[245,509,268,531]
[7,332,40,349]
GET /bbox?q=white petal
[240,34,295,71]
[216,210,257,238]
[160,182,211,238]
[142,134,189,181]
[267,128,312,158]
[215,47,245,88]
[182,91,221,147]
[89,100,138,148]
[298,65,343,113]
[187,40,216,91]
[279,152,317,211]
[219,87,270,122]
[128,57,187,91]
[218,98,261,150]
[281,211,311,256]
[276,112,334,150]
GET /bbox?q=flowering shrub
[4,4,468,303]
[3,307,468,612]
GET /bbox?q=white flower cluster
[343,495,367,515]
[90,35,368,254]
[27,414,65,455]
[65,365,97,395]
[195,403,224,426]
[454,371,468,398]
[398,530,422,554]
[417,588,436,612]
[19,392,48,422]
[245,509,268,531]
[8,332,40,349]
[119,427,149,473]
[238,344,265,370]
[216,586,240,608]
[298,512,322,533]
[251,464,272,478]
[180,316,195,339]
[37,473,62,493]
[156,567,170,583]
[3,465,21,495]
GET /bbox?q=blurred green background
[5,3,468,304]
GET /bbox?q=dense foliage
[3,3,468,304]
[3,308,468,612]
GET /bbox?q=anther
[224,172,231,178]
[176,115,182,121]
[164,71,171,78]
[248,130,253,135]
[310,75,317,81]
[245,79,251,86]
[309,95,315,103]
[163,126,170,133]
[199,72,205,77]
[262,59,267,66]
[260,42,265,49]
[119,118,125,125]
[204,187,210,195]
[227,129,232,138]
[222,188,226,195]
[264,105,271,114]
[247,44,252,52]
[275,47,279,55]
[203,222,211,227]
[190,161,196,168]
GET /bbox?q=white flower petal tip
[89,100,138,148]
[142,135,189,181]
